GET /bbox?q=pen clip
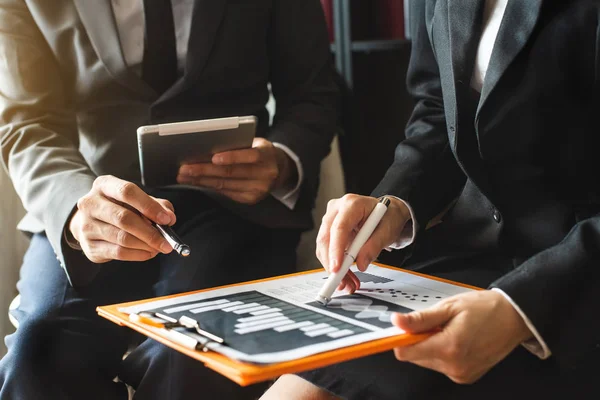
[153,312,225,348]
[178,315,225,345]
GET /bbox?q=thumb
[252,137,271,148]
[392,304,454,333]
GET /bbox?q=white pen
[316,196,391,305]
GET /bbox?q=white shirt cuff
[384,196,418,250]
[270,142,303,210]
[491,288,552,359]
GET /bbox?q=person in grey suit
[263,0,599,399]
[0,0,338,398]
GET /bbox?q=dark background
[322,0,415,196]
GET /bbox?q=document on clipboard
[97,263,478,386]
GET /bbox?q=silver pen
[153,223,191,257]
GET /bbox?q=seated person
[0,0,338,398]
[262,0,600,399]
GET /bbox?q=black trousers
[298,227,599,400]
[0,190,301,400]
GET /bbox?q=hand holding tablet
[137,116,257,188]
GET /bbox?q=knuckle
[113,209,132,226]
[81,221,94,235]
[162,200,175,212]
[117,182,135,199]
[77,195,92,211]
[112,246,125,260]
[330,219,347,234]
[93,175,108,188]
[407,311,425,327]
[326,199,337,212]
[149,230,164,247]
[341,193,358,204]
[316,230,328,246]
[116,229,129,246]
[267,166,278,180]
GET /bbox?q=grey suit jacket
[0,0,339,286]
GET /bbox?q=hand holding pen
[315,194,412,298]
[68,175,181,263]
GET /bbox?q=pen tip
[315,295,330,306]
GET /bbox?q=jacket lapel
[157,0,228,101]
[475,0,542,122]
[184,0,228,82]
[445,0,486,146]
[72,0,154,98]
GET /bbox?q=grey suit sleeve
[371,0,465,231]
[266,0,339,206]
[0,0,97,286]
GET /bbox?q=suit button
[493,210,502,223]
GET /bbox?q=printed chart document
[116,264,474,365]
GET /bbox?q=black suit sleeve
[491,215,600,370]
[490,16,600,370]
[371,0,465,231]
[265,0,339,206]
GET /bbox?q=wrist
[386,196,411,225]
[494,290,534,344]
[273,147,297,190]
[65,210,82,250]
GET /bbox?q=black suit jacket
[373,0,600,372]
[0,0,338,286]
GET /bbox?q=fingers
[82,240,157,264]
[77,191,172,254]
[392,301,456,334]
[94,175,175,225]
[315,200,339,271]
[328,195,376,272]
[337,271,360,293]
[151,197,176,224]
[215,188,269,205]
[211,147,261,165]
[392,328,477,384]
[179,163,265,180]
[177,176,270,195]
[392,304,459,371]
[82,219,158,253]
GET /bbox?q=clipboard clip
[131,312,225,352]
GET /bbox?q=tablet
[137,116,256,188]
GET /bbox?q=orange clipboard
[96,262,480,386]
